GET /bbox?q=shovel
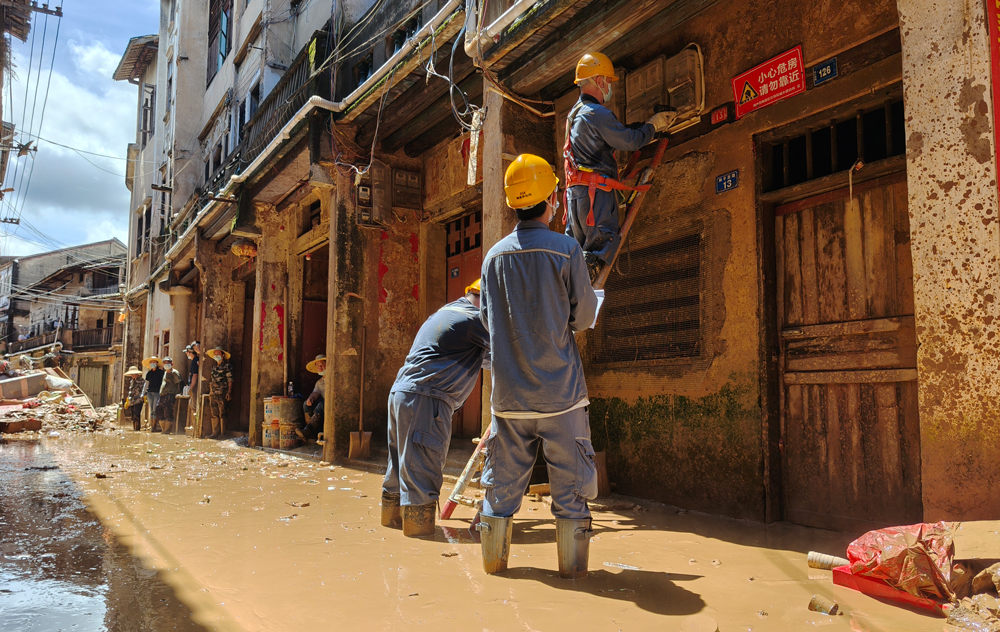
[349,325,371,459]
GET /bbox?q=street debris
[807,594,842,615]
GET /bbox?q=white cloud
[1,37,137,256]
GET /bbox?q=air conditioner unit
[625,44,705,134]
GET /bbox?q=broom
[348,324,371,458]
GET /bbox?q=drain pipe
[465,0,539,60]
[230,0,464,187]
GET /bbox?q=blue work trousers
[382,391,453,507]
[482,408,597,520]
[565,187,620,264]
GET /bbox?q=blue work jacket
[480,221,599,417]
[391,297,491,411]
[567,94,655,179]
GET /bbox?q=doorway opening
[445,208,482,438]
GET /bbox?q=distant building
[0,239,126,406]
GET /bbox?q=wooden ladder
[592,138,670,290]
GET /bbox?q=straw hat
[124,365,143,377]
[142,356,161,368]
[306,354,326,374]
[208,348,231,360]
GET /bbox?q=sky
[0,0,159,257]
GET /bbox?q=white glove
[647,110,679,133]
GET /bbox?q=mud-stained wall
[564,0,901,519]
[248,206,293,445]
[423,132,484,212]
[897,0,1000,520]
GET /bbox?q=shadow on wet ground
[0,438,209,632]
[507,567,706,616]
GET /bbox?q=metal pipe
[465,0,538,59]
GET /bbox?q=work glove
[647,110,679,133]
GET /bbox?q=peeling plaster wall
[897,0,1000,520]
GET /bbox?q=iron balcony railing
[205,26,331,198]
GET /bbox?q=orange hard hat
[504,154,559,209]
[575,52,618,84]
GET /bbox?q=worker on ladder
[478,154,599,579]
[381,279,491,537]
[564,52,677,276]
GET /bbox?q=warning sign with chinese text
[732,46,806,119]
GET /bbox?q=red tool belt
[562,105,651,227]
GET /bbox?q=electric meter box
[392,169,421,210]
[625,45,705,130]
[357,159,391,228]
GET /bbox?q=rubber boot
[401,502,435,537]
[380,491,402,529]
[556,518,594,579]
[476,514,513,575]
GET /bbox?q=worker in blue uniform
[381,280,491,537]
[564,52,677,274]
[478,154,600,579]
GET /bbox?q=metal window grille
[765,98,905,192]
[596,233,702,363]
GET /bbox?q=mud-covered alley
[0,428,968,631]
[2,0,1000,629]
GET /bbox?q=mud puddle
[0,438,205,631]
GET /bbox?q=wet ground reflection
[0,439,207,631]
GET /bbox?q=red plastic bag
[847,521,958,600]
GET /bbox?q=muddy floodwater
[0,430,948,631]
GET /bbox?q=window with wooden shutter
[207,0,233,85]
[594,231,703,364]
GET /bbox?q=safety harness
[562,100,652,226]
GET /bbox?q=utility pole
[0,2,63,18]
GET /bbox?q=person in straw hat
[124,366,144,431]
[154,357,183,433]
[297,354,327,441]
[207,347,233,439]
[141,356,164,430]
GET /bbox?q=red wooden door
[446,210,483,438]
[775,173,921,531]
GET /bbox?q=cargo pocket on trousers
[573,437,598,500]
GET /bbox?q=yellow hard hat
[575,52,618,84]
[465,278,481,295]
[504,154,559,209]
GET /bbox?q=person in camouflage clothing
[124,366,144,431]
[154,357,183,433]
[207,348,233,439]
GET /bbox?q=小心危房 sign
[715,170,739,194]
[732,46,806,119]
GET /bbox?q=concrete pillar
[194,234,246,438]
[323,170,364,463]
[248,204,292,447]
[479,84,557,432]
[898,0,1000,520]
[164,286,192,378]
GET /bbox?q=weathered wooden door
[775,172,922,531]
[77,365,107,408]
